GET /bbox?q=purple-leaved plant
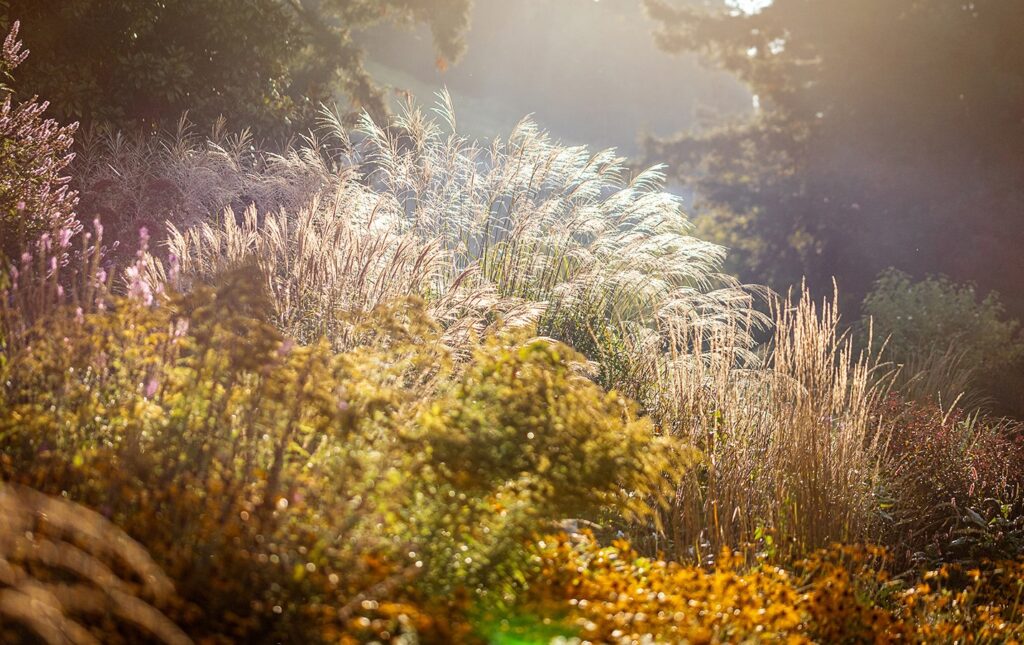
[0,21,80,262]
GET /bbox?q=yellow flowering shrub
[897,562,1024,643]
[518,532,1024,644]
[524,534,807,643]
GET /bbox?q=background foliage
[862,269,1024,412]
[644,0,1024,318]
[0,0,472,135]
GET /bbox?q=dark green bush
[863,268,1023,410]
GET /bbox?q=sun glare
[726,0,773,14]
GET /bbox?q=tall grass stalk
[650,286,888,560]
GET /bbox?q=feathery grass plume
[0,483,190,645]
[160,197,481,350]
[648,284,888,561]
[73,116,333,263]
[113,95,763,367]
[357,95,762,339]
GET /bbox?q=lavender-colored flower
[137,226,150,256]
[278,338,295,356]
[167,252,180,284]
[173,318,190,338]
[125,265,154,306]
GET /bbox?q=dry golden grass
[643,286,889,560]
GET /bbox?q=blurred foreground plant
[0,483,189,645]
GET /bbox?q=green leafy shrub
[411,333,687,600]
[862,268,1023,410]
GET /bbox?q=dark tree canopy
[0,0,472,135]
[645,0,1024,312]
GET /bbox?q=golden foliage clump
[0,265,683,642]
[420,336,687,522]
[526,533,807,643]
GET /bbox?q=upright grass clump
[652,287,888,561]
[767,288,886,550]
